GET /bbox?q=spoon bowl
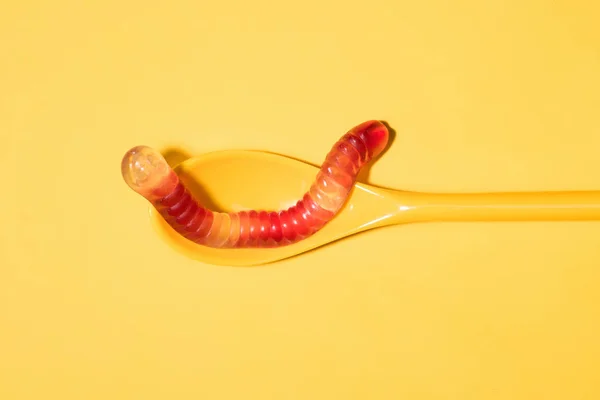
[150,150,404,266]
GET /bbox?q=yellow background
[1,0,600,398]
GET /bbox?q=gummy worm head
[121,145,176,199]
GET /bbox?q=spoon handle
[398,191,600,223]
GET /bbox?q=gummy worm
[121,120,389,248]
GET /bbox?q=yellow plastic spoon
[146,149,600,266]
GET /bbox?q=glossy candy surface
[122,120,389,248]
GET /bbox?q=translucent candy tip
[121,145,171,196]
